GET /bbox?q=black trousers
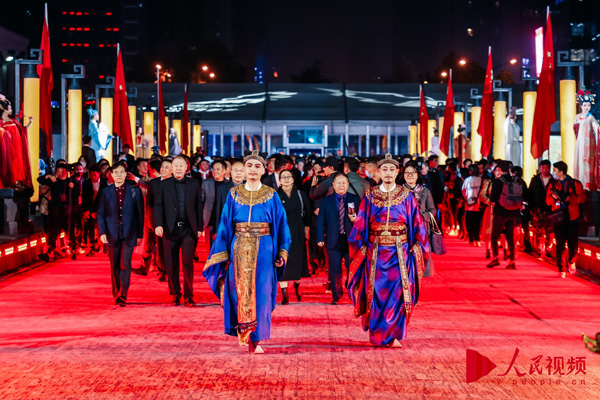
[163,223,197,300]
[491,214,516,262]
[69,210,83,250]
[108,226,134,300]
[142,224,166,275]
[554,221,579,272]
[46,215,69,253]
[83,215,98,246]
[327,234,350,302]
[465,211,483,242]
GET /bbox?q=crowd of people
[31,133,590,351]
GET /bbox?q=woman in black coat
[277,169,311,304]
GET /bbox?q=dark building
[51,0,148,88]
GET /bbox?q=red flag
[418,85,429,154]
[182,84,189,155]
[113,45,133,149]
[37,4,53,156]
[531,9,556,159]
[440,70,454,156]
[157,70,167,154]
[478,47,494,157]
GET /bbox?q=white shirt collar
[379,183,396,192]
[245,182,263,191]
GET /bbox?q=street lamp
[459,59,467,66]
[209,72,215,79]
[441,71,448,77]
[202,65,208,71]
[510,58,518,65]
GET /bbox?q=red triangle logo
[466,349,497,383]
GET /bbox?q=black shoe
[85,250,95,257]
[281,287,289,305]
[331,300,338,305]
[506,262,516,270]
[116,297,126,307]
[158,274,167,282]
[184,298,196,307]
[293,282,302,302]
[71,253,77,260]
[193,252,199,263]
[486,259,500,268]
[132,266,148,276]
[544,251,554,259]
[485,250,491,260]
[503,249,509,261]
[172,296,181,306]
[38,253,50,263]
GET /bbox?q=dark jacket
[422,169,444,206]
[529,174,555,213]
[347,172,370,200]
[145,177,162,228]
[309,175,334,210]
[155,176,203,236]
[201,178,233,230]
[316,192,361,249]
[82,178,108,213]
[261,172,279,189]
[81,145,97,167]
[97,182,144,247]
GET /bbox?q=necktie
[338,196,345,234]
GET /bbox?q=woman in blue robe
[347,155,430,347]
[203,152,291,353]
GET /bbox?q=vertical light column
[128,105,136,156]
[68,79,83,163]
[172,119,182,147]
[164,117,169,154]
[453,111,465,159]
[427,120,437,155]
[471,106,482,161]
[100,97,113,164]
[523,89,537,182]
[438,116,446,164]
[193,124,201,153]
[409,124,417,155]
[23,66,40,201]
[560,79,576,174]
[143,111,154,136]
[493,98,507,160]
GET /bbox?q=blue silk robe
[203,184,292,344]
[347,186,429,346]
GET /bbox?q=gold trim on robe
[395,237,413,325]
[231,185,275,206]
[203,251,229,271]
[368,186,410,208]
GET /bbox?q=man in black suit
[81,136,97,168]
[261,154,286,189]
[97,161,145,307]
[201,160,232,247]
[155,155,203,306]
[316,173,360,304]
[82,164,107,256]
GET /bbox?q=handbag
[548,207,569,226]
[427,212,447,255]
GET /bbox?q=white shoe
[390,339,402,348]
[568,263,576,275]
[558,272,566,279]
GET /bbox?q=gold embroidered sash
[233,222,270,345]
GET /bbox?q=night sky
[0,0,578,84]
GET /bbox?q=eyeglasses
[280,176,293,180]
[404,171,417,176]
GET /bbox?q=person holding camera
[545,161,586,278]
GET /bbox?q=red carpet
[0,238,598,399]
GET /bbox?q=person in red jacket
[546,161,587,278]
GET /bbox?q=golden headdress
[243,150,267,166]
[377,153,400,168]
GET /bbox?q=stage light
[510,58,517,65]
[202,65,208,71]
[156,64,161,70]
[459,59,466,66]
[441,71,448,77]
[209,73,216,78]
[5,55,14,62]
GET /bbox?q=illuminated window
[288,127,325,145]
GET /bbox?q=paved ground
[0,237,598,399]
